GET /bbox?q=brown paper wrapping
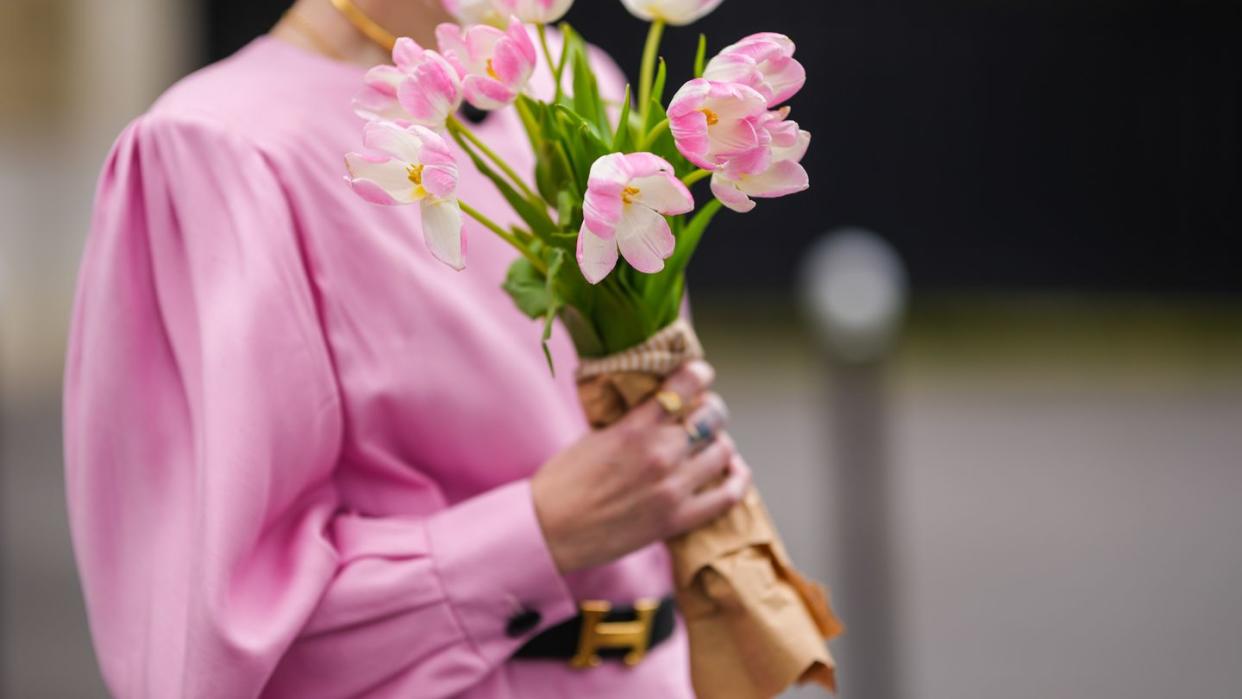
[576,319,844,698]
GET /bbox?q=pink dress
[63,35,693,699]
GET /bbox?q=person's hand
[531,360,752,573]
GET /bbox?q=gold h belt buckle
[569,598,659,668]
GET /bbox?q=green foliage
[491,21,741,363]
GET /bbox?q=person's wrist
[530,472,578,574]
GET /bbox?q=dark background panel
[205,0,1242,293]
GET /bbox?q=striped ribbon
[575,318,705,381]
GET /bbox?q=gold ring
[654,390,685,417]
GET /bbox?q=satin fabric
[63,35,692,699]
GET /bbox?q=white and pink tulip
[620,0,723,26]
[491,0,575,24]
[436,17,539,111]
[710,108,811,213]
[703,32,805,108]
[353,38,462,128]
[345,121,467,270]
[577,153,695,283]
[667,78,769,171]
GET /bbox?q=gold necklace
[281,8,347,61]
[329,0,398,53]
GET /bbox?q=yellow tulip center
[486,58,500,80]
[621,185,641,204]
[407,164,427,199]
[700,107,720,126]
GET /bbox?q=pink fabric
[63,36,692,699]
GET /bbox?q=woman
[62,0,752,696]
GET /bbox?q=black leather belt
[513,596,677,667]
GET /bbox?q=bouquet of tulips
[344,0,843,695]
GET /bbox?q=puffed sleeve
[63,114,576,699]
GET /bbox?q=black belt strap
[513,595,677,661]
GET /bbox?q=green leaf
[540,249,566,374]
[502,256,552,320]
[556,189,579,231]
[694,35,708,78]
[514,96,543,155]
[535,139,574,206]
[563,27,610,140]
[646,58,668,132]
[449,129,558,239]
[558,305,606,357]
[612,84,634,152]
[666,199,723,276]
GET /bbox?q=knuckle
[661,509,689,536]
[654,481,682,510]
[645,446,675,475]
[615,418,644,440]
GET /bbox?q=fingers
[683,393,729,456]
[672,432,734,495]
[624,360,715,429]
[671,452,752,534]
[634,392,731,477]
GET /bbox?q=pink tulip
[353,66,411,123]
[353,38,463,128]
[667,78,769,171]
[491,0,574,23]
[442,0,505,25]
[577,153,695,283]
[710,108,811,213]
[345,121,467,270]
[703,32,806,107]
[436,17,539,111]
[620,0,723,26]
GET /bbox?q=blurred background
[2,0,1240,697]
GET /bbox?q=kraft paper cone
[576,319,844,698]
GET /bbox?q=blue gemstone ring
[685,418,716,450]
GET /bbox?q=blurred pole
[800,229,908,699]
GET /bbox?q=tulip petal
[588,152,633,185]
[435,23,472,75]
[629,173,695,216]
[760,56,806,106]
[353,86,407,123]
[463,76,518,110]
[577,222,619,284]
[712,83,769,120]
[774,129,812,163]
[739,159,810,199]
[707,116,761,160]
[615,204,675,274]
[345,153,419,205]
[582,182,624,239]
[396,54,462,126]
[392,37,425,72]
[618,152,677,179]
[711,173,757,213]
[363,121,425,163]
[491,34,532,85]
[701,54,756,87]
[421,197,466,270]
[421,163,459,199]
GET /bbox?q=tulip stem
[682,168,711,186]
[536,24,561,101]
[638,118,669,150]
[458,200,547,274]
[637,19,666,129]
[447,116,541,204]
